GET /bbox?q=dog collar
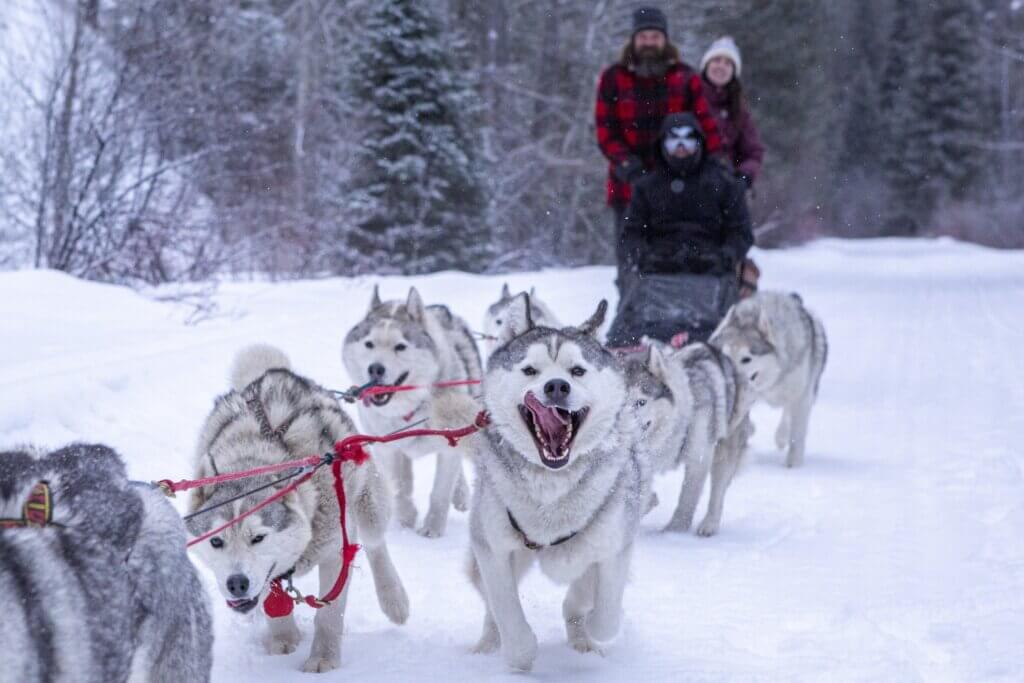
[507,510,576,550]
[0,481,53,528]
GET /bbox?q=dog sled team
[0,7,831,680]
[1,282,826,678]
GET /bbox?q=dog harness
[0,481,53,528]
[507,510,576,550]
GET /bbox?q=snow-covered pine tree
[345,0,488,274]
[919,0,986,203]
[879,0,932,235]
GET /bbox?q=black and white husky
[1,443,212,682]
[342,286,482,537]
[187,344,408,673]
[625,342,754,536]
[711,291,828,467]
[482,283,561,357]
[440,294,647,671]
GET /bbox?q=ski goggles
[663,126,700,154]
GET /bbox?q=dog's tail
[229,344,291,391]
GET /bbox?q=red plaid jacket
[596,62,722,207]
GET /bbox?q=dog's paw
[502,631,538,671]
[662,516,693,533]
[300,654,341,673]
[416,513,446,538]
[585,609,622,645]
[396,499,417,528]
[774,425,789,451]
[785,447,805,468]
[472,632,501,654]
[696,516,720,537]
[378,583,410,625]
[452,479,470,512]
[566,616,600,654]
[264,626,301,655]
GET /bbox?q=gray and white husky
[187,344,408,673]
[482,283,561,356]
[342,286,482,538]
[625,342,754,536]
[710,291,828,468]
[1,443,212,683]
[443,294,647,671]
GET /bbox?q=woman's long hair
[705,66,748,120]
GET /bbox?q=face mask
[663,126,700,156]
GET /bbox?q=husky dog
[451,294,647,671]
[482,283,561,356]
[187,344,408,673]
[625,342,754,536]
[342,286,481,538]
[710,291,827,468]
[1,443,212,683]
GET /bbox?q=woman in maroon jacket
[699,36,764,190]
[700,36,763,297]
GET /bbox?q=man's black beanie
[633,7,668,39]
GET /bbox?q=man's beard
[634,46,668,78]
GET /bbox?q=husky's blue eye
[395,343,407,352]
[251,534,266,545]
[210,537,224,549]
[522,366,538,376]
[635,399,647,408]
[365,341,374,349]
[570,366,586,377]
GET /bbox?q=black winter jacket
[620,154,753,277]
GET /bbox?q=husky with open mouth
[446,294,647,671]
[187,344,408,673]
[482,283,561,357]
[342,286,482,537]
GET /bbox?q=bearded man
[595,7,722,288]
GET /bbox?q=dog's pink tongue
[524,391,569,447]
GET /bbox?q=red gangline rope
[169,411,490,617]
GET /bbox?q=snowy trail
[2,239,1023,682]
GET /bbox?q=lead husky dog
[446,295,647,671]
[710,292,827,468]
[1,443,212,682]
[187,345,408,673]
[482,283,561,356]
[342,286,481,537]
[625,343,754,536]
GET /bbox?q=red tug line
[158,410,489,618]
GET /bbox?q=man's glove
[613,156,645,183]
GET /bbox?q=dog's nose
[544,378,571,402]
[226,573,250,598]
[368,362,386,381]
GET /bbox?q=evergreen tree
[879,0,932,235]
[345,0,488,274]
[919,0,986,203]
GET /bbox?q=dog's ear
[497,292,534,346]
[406,287,426,322]
[578,299,608,337]
[757,307,777,349]
[500,282,512,299]
[368,284,382,313]
[647,343,669,382]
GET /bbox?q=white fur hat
[700,36,742,78]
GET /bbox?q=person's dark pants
[612,204,628,306]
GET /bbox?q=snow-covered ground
[2,238,1023,682]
